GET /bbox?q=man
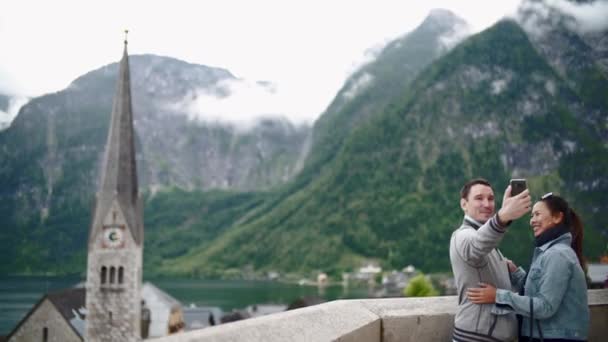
[450,178,531,342]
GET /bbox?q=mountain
[4,7,607,277]
[251,9,473,240]
[0,94,9,112]
[0,94,8,129]
[302,9,471,182]
[3,55,310,194]
[517,0,608,113]
[0,55,310,274]
[159,16,608,277]
[146,10,477,277]
[514,0,608,245]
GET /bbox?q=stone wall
[151,289,608,342]
[8,299,81,342]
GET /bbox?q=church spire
[86,35,144,342]
[91,33,142,245]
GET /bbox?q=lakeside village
[5,40,608,342]
[185,263,454,327]
[228,262,453,296]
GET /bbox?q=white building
[588,263,608,288]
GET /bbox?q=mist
[0,96,29,129]
[165,78,312,132]
[548,0,608,33]
[517,0,608,35]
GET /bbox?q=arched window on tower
[101,266,107,284]
[42,327,48,342]
[118,266,124,284]
[110,266,116,284]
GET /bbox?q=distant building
[588,263,608,289]
[340,272,352,287]
[220,310,251,324]
[266,271,280,281]
[355,263,382,281]
[441,277,457,295]
[381,271,410,296]
[403,265,416,274]
[246,304,287,317]
[141,283,185,337]
[182,306,223,331]
[317,272,328,286]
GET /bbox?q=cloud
[166,78,308,131]
[438,20,473,51]
[547,0,608,33]
[343,73,374,100]
[1,0,523,124]
[0,69,24,96]
[0,96,29,128]
[517,0,608,36]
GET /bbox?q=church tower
[85,35,143,342]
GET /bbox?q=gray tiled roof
[7,288,86,341]
[46,288,86,322]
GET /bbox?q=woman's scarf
[534,222,570,247]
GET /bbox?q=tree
[403,273,439,297]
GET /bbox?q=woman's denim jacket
[493,233,589,340]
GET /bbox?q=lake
[0,276,373,336]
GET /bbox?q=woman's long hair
[541,194,586,272]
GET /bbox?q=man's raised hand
[497,185,531,223]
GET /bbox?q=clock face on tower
[102,225,125,248]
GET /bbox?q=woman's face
[530,201,563,237]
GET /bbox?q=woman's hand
[467,283,497,304]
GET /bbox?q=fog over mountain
[1,1,526,127]
[516,0,608,35]
[0,94,29,130]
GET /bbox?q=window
[43,327,48,342]
[110,267,116,284]
[109,311,113,323]
[101,266,107,284]
[118,266,124,284]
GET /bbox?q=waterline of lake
[0,276,372,336]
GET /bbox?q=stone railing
[153,289,608,342]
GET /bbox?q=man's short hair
[460,178,492,199]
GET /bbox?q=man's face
[461,184,495,223]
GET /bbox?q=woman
[467,193,589,341]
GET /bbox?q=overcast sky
[0,0,539,125]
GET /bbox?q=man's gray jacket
[449,215,520,342]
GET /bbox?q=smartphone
[510,179,527,196]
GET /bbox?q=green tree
[403,274,439,297]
